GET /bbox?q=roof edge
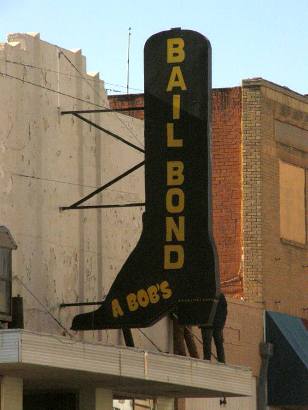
[242,78,308,104]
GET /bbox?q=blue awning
[266,311,308,406]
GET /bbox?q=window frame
[279,160,307,247]
[0,248,12,318]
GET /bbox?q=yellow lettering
[167,38,185,63]
[166,187,185,213]
[167,161,184,186]
[160,281,173,299]
[137,289,150,308]
[147,285,160,304]
[167,123,183,148]
[173,94,181,120]
[166,216,185,241]
[164,244,184,269]
[166,66,187,91]
[111,299,124,318]
[127,293,139,311]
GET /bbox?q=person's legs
[213,328,225,363]
[200,327,213,360]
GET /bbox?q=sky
[0,0,307,95]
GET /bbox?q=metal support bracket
[59,160,145,211]
[60,107,145,211]
[60,301,104,308]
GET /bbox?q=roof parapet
[242,77,308,103]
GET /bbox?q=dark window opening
[0,248,12,316]
[24,392,78,410]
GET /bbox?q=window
[0,248,12,316]
[279,161,306,245]
[0,226,17,321]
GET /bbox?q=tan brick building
[242,79,308,320]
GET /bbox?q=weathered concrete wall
[0,32,170,351]
[185,377,256,410]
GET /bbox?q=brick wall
[108,94,144,119]
[108,89,243,296]
[212,88,243,296]
[242,83,263,303]
[257,81,308,317]
[242,78,308,317]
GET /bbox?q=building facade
[0,31,307,409]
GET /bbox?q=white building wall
[0,377,23,410]
[0,32,169,352]
[185,377,257,410]
[113,400,133,410]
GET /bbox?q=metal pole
[127,27,131,94]
[61,160,145,209]
[73,113,144,153]
[60,203,145,211]
[60,301,104,308]
[57,49,61,108]
[61,106,144,115]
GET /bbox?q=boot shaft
[144,28,212,228]
[144,29,219,320]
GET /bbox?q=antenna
[126,27,132,94]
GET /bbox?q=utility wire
[13,172,141,196]
[106,82,143,92]
[1,58,93,82]
[3,54,161,354]
[0,68,144,150]
[65,160,145,209]
[14,172,101,189]
[13,275,74,338]
[13,275,113,345]
[0,58,144,91]
[58,48,144,148]
[136,328,163,353]
[0,70,103,108]
[73,112,144,153]
[0,57,144,148]
[14,271,205,356]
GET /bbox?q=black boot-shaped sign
[71,28,219,330]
